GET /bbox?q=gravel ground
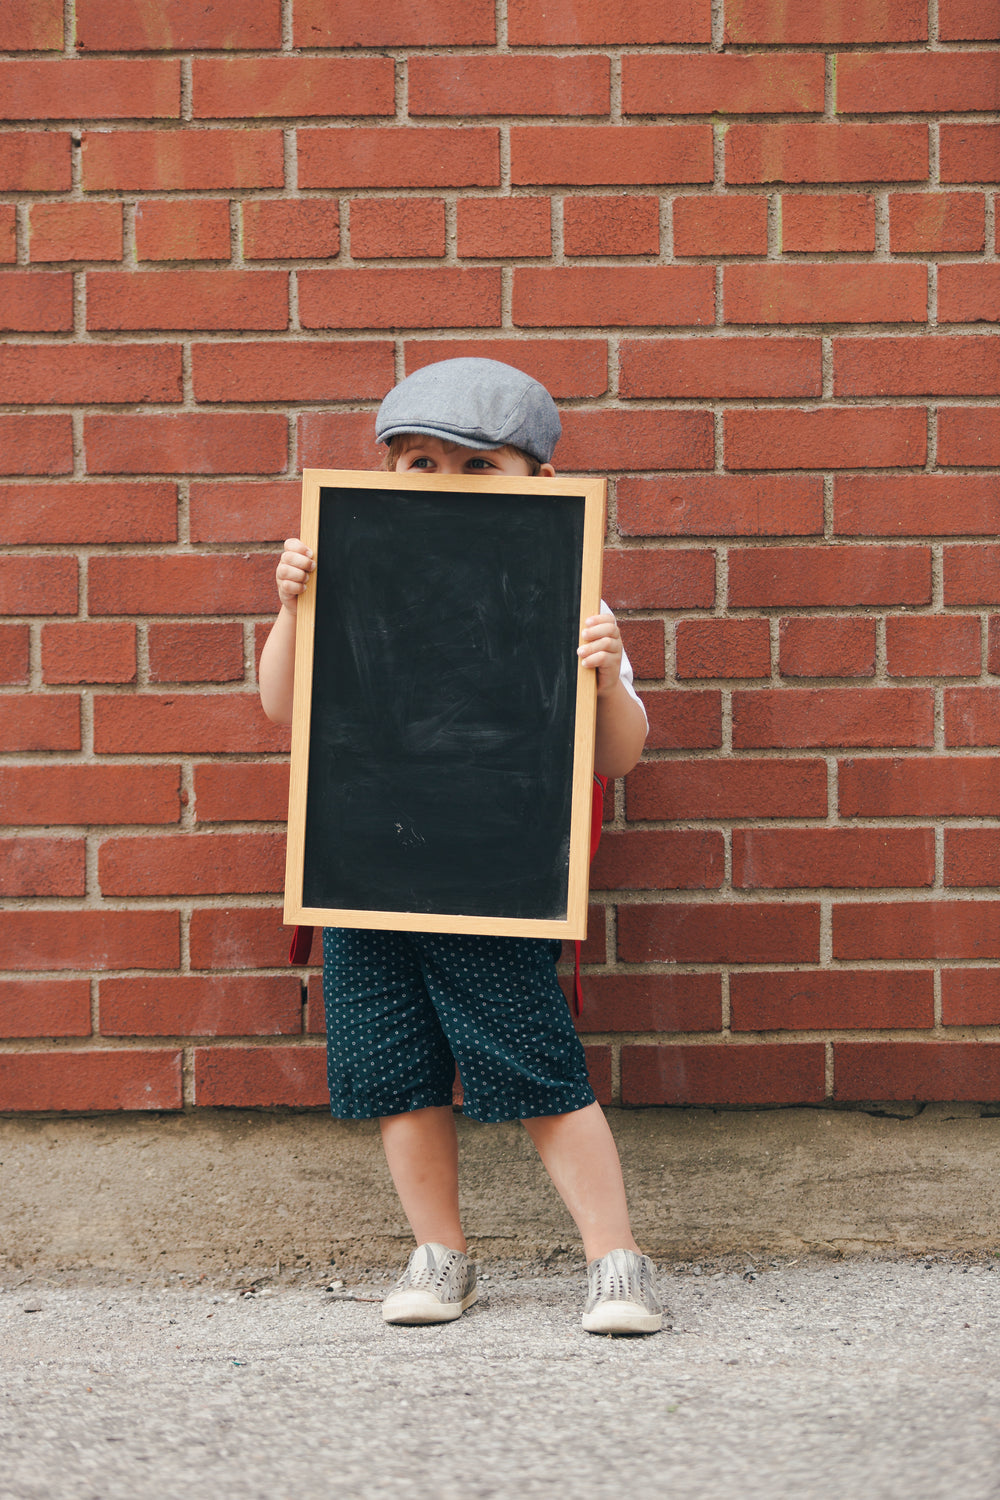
[2,1256,999,1500]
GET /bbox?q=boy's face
[393,435,555,478]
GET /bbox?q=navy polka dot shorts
[321,928,596,1124]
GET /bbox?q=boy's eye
[465,457,495,470]
[407,456,434,469]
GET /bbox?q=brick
[294,0,495,47]
[619,901,820,964]
[940,126,1000,184]
[629,53,825,116]
[100,976,301,1038]
[0,206,14,264]
[725,265,927,325]
[642,689,723,749]
[938,0,1000,38]
[89,553,275,615]
[87,270,287,332]
[299,411,387,472]
[194,1045,328,1108]
[135,200,231,262]
[889,193,985,254]
[563,197,659,257]
[0,555,77,614]
[990,617,1000,675]
[618,619,664,679]
[836,476,1000,537]
[0,697,80,752]
[41,623,137,685]
[622,337,820,400]
[0,910,179,971]
[886,615,980,678]
[29,203,122,263]
[733,687,934,750]
[938,266,1000,325]
[780,617,877,678]
[938,408,1000,468]
[76,0,281,49]
[514,267,714,329]
[839,756,1000,818]
[622,1041,826,1106]
[0,624,30,684]
[85,413,288,475]
[946,830,1000,889]
[731,970,934,1032]
[192,341,392,404]
[733,827,934,890]
[0,272,73,332]
[601,549,715,609]
[298,268,501,330]
[512,126,712,187]
[99,832,284,897]
[0,133,71,191]
[835,336,1000,399]
[0,0,63,49]
[590,829,724,891]
[0,765,180,826]
[0,345,182,405]
[456,199,552,259]
[0,482,177,544]
[188,480,300,543]
[726,125,928,185]
[404,340,608,398]
[350,199,446,259]
[675,618,771,679]
[410,55,609,117]
[194,763,289,823]
[947,688,1000,746]
[0,838,85,897]
[626,759,828,821]
[82,131,283,192]
[834,1041,1000,1103]
[573,974,721,1036]
[94,694,289,755]
[839,54,1000,115]
[148,622,243,683]
[0,58,180,119]
[0,1050,182,1113]
[618,475,823,537]
[781,194,875,253]
[508,0,711,44]
[725,0,926,43]
[193,57,393,118]
[0,414,73,474]
[834,900,1000,961]
[673,196,769,257]
[558,410,714,473]
[727,407,926,470]
[941,970,1000,1027]
[242,201,339,261]
[0,981,90,1040]
[298,128,499,190]
[188,906,289,968]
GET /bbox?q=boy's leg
[379,1105,467,1254]
[521,1101,639,1263]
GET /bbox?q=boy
[259,358,662,1334]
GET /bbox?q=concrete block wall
[1,0,999,1114]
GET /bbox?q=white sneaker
[582,1248,663,1334]
[381,1242,479,1325]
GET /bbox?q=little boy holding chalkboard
[259,359,662,1335]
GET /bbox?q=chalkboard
[283,468,606,940]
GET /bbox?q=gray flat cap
[375,357,561,465]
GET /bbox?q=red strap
[288,925,315,964]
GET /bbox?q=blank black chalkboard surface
[283,468,606,940]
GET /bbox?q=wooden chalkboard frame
[283,467,606,940]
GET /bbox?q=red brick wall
[2,0,999,1114]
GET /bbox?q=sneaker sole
[381,1285,479,1326]
[582,1300,662,1335]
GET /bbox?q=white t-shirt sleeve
[600,598,648,733]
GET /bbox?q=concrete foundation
[2,1106,999,1274]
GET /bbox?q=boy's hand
[276,538,315,614]
[578,612,624,696]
